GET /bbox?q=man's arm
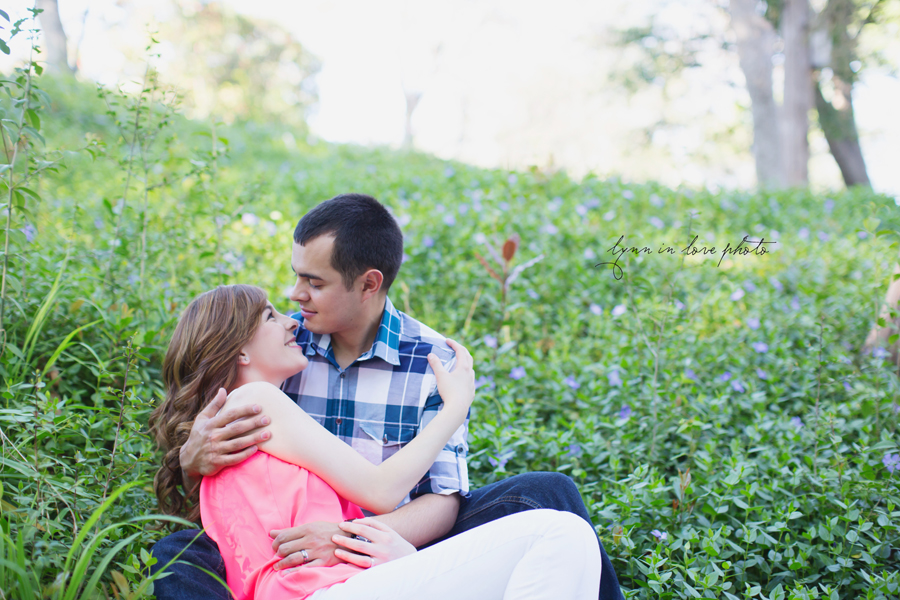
[179,387,273,487]
[270,491,459,570]
[370,491,460,547]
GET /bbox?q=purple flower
[872,347,889,360]
[650,529,667,542]
[817,231,830,242]
[499,201,510,211]
[585,198,601,209]
[458,204,469,215]
[611,304,626,317]
[843,381,852,392]
[402,253,411,264]
[94,218,104,229]
[770,278,784,292]
[684,368,696,381]
[790,416,803,430]
[475,376,495,391]
[608,370,623,387]
[824,199,835,213]
[752,342,769,353]
[674,300,685,310]
[544,223,559,235]
[603,210,615,221]
[565,443,583,458]
[475,232,487,244]
[858,231,868,239]
[564,376,580,390]
[799,227,809,240]
[527,289,540,300]
[590,303,603,316]
[730,289,745,301]
[650,193,663,207]
[483,334,497,348]
[584,248,597,260]
[443,214,457,226]
[488,450,514,469]
[790,296,801,311]
[744,281,757,293]
[622,190,635,200]
[881,453,899,474]
[576,205,588,216]
[649,216,664,229]
[893,403,900,415]
[508,174,518,185]
[747,317,760,330]
[509,366,526,380]
[241,213,259,227]
[756,368,768,380]
[731,380,746,393]
[423,236,435,248]
[444,167,455,178]
[618,404,632,420]
[718,371,732,382]
[22,224,36,243]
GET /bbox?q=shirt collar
[305,297,401,367]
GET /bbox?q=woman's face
[239,302,309,384]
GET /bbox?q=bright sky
[2,0,898,196]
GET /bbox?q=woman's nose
[285,317,299,332]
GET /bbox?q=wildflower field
[2,38,900,600]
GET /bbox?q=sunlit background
[2,0,898,195]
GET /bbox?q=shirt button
[382,435,388,444]
[340,372,345,378]
[456,444,465,455]
[336,418,342,425]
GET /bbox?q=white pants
[309,509,601,600]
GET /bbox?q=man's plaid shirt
[281,296,470,508]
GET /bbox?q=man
[150,193,624,599]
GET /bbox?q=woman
[150,284,600,600]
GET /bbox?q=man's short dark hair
[294,193,403,292]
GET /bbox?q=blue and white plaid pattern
[281,297,469,508]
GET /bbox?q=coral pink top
[200,451,365,600]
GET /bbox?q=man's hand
[269,522,351,570]
[179,387,272,480]
[333,518,417,568]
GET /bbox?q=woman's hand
[427,339,475,416]
[332,518,417,568]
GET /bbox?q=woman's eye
[267,313,276,320]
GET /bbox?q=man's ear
[360,269,384,298]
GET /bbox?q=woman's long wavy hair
[149,284,268,523]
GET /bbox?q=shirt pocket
[353,421,416,464]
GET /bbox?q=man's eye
[308,279,319,289]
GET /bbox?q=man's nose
[289,281,309,302]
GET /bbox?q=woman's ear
[237,351,251,366]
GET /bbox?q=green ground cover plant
[1,13,899,599]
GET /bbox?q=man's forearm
[371,492,460,548]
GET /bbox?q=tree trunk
[729,0,785,188]
[811,0,871,188]
[781,0,812,186]
[36,0,73,73]
[403,90,422,149]
[814,75,871,187]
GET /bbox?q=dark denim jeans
[150,472,625,600]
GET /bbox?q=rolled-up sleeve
[409,392,470,499]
